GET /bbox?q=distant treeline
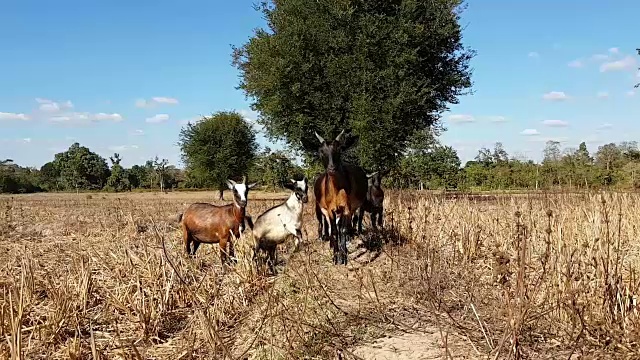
[3,131,640,194]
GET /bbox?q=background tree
[106,153,129,192]
[126,165,148,189]
[595,143,624,186]
[249,148,301,191]
[178,111,258,199]
[39,161,60,191]
[232,0,474,171]
[0,159,42,194]
[153,156,169,192]
[53,143,110,192]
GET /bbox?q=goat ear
[247,182,258,189]
[283,182,295,191]
[226,180,235,190]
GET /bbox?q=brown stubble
[1,190,640,359]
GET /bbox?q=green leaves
[232,0,474,171]
[178,111,258,191]
[53,142,110,190]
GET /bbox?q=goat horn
[315,132,325,143]
[242,175,246,184]
[335,129,345,142]
[366,172,378,178]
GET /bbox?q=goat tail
[177,212,183,224]
[245,215,254,231]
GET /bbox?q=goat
[249,177,309,274]
[314,130,368,265]
[354,170,390,230]
[179,176,256,265]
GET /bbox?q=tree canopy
[232,0,474,171]
[53,143,110,191]
[178,111,258,198]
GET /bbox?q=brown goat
[355,170,390,230]
[178,176,256,265]
[314,130,368,265]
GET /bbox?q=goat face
[227,176,257,208]
[315,130,357,175]
[366,169,389,189]
[284,177,309,203]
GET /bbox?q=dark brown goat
[178,176,256,265]
[355,170,390,230]
[314,130,368,265]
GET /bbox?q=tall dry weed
[1,190,640,359]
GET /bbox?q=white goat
[250,177,309,273]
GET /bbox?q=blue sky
[1,0,638,168]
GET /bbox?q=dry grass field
[2,189,640,359]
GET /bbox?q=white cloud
[0,112,29,121]
[447,114,475,123]
[530,136,569,143]
[542,91,569,101]
[520,129,540,136]
[179,116,202,125]
[239,109,267,133]
[239,109,258,122]
[48,112,124,125]
[542,119,569,127]
[608,47,619,54]
[627,90,636,97]
[151,97,178,105]
[145,114,169,123]
[135,97,179,108]
[35,98,73,113]
[108,145,140,152]
[528,51,539,58]
[597,123,613,130]
[131,129,145,136]
[93,113,123,122]
[22,138,31,143]
[486,115,508,123]
[592,54,609,61]
[597,91,609,99]
[600,56,637,72]
[568,59,583,68]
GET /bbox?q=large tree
[178,111,258,199]
[232,0,474,171]
[53,142,110,191]
[106,153,129,192]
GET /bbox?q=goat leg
[370,211,378,231]
[357,208,364,235]
[339,227,349,265]
[294,229,302,252]
[268,246,277,274]
[228,240,237,265]
[191,241,201,256]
